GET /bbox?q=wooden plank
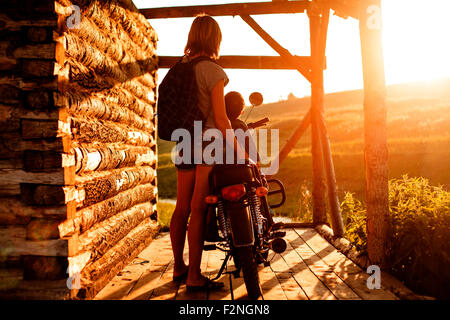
[288,229,360,300]
[141,1,309,19]
[282,229,336,300]
[150,271,179,300]
[125,270,163,300]
[240,14,312,82]
[93,263,145,300]
[267,250,309,300]
[268,251,291,273]
[137,232,172,263]
[176,282,208,300]
[259,268,287,300]
[295,228,398,300]
[275,272,309,300]
[158,55,313,70]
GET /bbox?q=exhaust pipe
[269,238,287,254]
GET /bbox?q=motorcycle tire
[234,246,263,300]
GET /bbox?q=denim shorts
[174,138,222,170]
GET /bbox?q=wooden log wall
[0,0,159,299]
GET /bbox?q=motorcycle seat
[210,164,257,190]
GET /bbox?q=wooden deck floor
[94,228,399,300]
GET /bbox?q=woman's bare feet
[173,263,189,281]
[186,274,224,291]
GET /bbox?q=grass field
[156,79,450,222]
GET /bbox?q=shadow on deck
[94,228,400,300]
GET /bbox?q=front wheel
[234,246,262,300]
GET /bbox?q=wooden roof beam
[158,55,316,70]
[140,1,310,19]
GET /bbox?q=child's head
[225,91,245,120]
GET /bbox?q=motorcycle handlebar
[247,117,269,129]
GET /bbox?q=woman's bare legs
[186,164,213,285]
[170,168,196,278]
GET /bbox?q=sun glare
[382,0,450,84]
[137,0,450,102]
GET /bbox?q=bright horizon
[134,0,450,103]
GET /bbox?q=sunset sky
[134,0,450,103]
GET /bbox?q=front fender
[225,201,254,247]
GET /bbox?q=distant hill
[244,78,450,119]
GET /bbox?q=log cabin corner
[0,0,159,299]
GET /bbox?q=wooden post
[317,111,345,236]
[359,0,390,268]
[314,9,345,237]
[309,8,327,225]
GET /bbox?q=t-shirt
[194,60,229,129]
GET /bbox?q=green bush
[341,192,367,253]
[341,175,450,299]
[157,201,175,231]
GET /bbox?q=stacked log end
[0,0,159,299]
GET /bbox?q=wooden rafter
[158,55,314,70]
[239,14,312,82]
[140,1,309,19]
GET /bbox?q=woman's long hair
[184,14,222,59]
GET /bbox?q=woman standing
[169,15,248,291]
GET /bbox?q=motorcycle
[203,93,288,300]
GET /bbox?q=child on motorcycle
[224,91,260,164]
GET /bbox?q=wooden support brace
[240,14,312,82]
[275,109,311,168]
[316,112,345,237]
